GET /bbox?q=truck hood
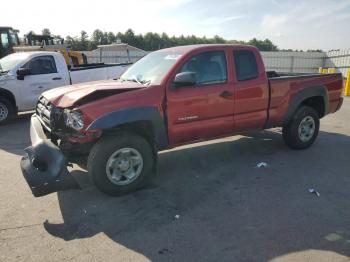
[43,80,145,108]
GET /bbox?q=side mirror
[17,68,31,80]
[173,72,196,88]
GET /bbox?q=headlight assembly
[63,109,84,131]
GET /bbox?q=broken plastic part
[20,140,80,197]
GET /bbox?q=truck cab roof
[158,44,258,54]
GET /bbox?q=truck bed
[266,72,343,127]
[70,63,131,84]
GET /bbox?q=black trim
[269,72,342,80]
[87,107,169,150]
[70,62,132,72]
[264,80,272,128]
[283,85,328,125]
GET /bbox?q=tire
[87,132,155,196]
[0,97,15,125]
[282,106,320,150]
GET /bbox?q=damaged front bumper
[20,115,80,197]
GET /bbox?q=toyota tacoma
[20,44,344,197]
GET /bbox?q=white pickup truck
[0,51,130,124]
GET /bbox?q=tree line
[64,29,278,51]
[39,28,322,52]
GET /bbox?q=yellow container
[328,68,336,73]
[344,70,350,96]
[319,67,323,73]
[322,68,328,74]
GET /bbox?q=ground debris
[256,162,268,168]
[158,248,173,255]
[308,188,320,197]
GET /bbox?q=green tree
[64,29,279,52]
[107,32,116,44]
[78,31,89,50]
[248,38,278,51]
[42,28,51,36]
[91,29,104,45]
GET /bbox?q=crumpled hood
[43,80,145,108]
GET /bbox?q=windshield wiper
[140,79,151,85]
[122,77,151,85]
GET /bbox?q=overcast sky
[3,0,350,50]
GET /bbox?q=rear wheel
[87,132,155,195]
[282,106,320,149]
[0,97,15,125]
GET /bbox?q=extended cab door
[18,55,67,110]
[232,49,269,131]
[166,50,235,146]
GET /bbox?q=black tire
[87,132,155,196]
[282,106,320,150]
[0,97,15,125]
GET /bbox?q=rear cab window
[233,50,258,81]
[180,51,227,86]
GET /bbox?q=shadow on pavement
[0,113,32,156]
[43,130,350,261]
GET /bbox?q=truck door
[166,50,235,146]
[17,55,66,110]
[232,50,269,131]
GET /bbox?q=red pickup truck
[21,44,344,197]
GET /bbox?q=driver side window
[22,56,57,75]
[180,51,227,86]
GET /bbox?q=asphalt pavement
[0,99,349,262]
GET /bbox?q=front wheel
[282,106,320,149]
[87,132,155,196]
[0,98,15,125]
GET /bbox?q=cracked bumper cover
[20,115,79,197]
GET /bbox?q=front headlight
[64,109,84,131]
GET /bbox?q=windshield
[120,51,183,85]
[0,53,31,73]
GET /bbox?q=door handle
[38,86,44,89]
[219,90,233,98]
[52,77,62,80]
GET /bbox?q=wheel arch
[0,88,17,111]
[283,85,328,126]
[87,107,169,150]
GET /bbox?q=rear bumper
[20,115,79,197]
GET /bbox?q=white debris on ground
[174,215,180,219]
[308,188,320,197]
[256,162,268,168]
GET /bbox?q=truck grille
[36,96,53,130]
